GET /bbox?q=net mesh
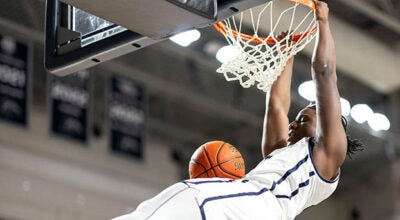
[215,0,318,92]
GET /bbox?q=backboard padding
[60,0,217,39]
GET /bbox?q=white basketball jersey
[116,137,339,220]
[244,137,339,219]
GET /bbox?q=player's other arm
[261,56,294,158]
[311,0,347,180]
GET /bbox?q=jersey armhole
[307,139,340,184]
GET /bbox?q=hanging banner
[109,75,145,159]
[0,34,29,126]
[50,70,90,143]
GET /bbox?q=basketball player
[113,1,363,219]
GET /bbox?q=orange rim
[285,0,315,9]
[214,22,317,45]
[214,0,316,45]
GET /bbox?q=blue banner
[50,70,90,143]
[109,75,145,159]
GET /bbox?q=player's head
[287,104,317,146]
[288,102,364,157]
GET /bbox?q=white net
[215,0,318,92]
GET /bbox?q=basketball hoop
[214,0,317,92]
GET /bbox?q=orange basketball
[188,141,245,179]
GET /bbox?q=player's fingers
[316,1,327,8]
[314,0,327,8]
[314,0,328,14]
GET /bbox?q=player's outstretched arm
[311,0,347,180]
[261,56,294,158]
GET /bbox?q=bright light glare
[340,98,350,116]
[298,81,316,101]
[367,113,390,131]
[350,104,373,123]
[169,29,201,47]
[216,45,240,63]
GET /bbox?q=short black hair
[306,102,364,158]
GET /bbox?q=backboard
[45,0,266,76]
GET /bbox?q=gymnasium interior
[0,0,399,219]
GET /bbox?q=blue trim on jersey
[199,188,269,220]
[273,161,317,200]
[269,155,309,191]
[183,179,235,185]
[275,179,310,199]
[307,139,340,183]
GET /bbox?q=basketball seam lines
[217,143,243,179]
[193,142,243,179]
[215,142,227,175]
[191,160,210,178]
[193,156,242,178]
[203,144,218,177]
[217,156,244,178]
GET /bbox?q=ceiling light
[368,113,390,131]
[298,80,316,101]
[169,29,201,47]
[350,104,373,123]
